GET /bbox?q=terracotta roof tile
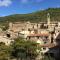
[28,33,49,37]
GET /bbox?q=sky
[0,0,60,16]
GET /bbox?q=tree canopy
[11,38,40,60]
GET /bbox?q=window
[43,48,46,50]
[44,41,47,44]
[7,34,10,38]
[37,36,39,39]
[45,36,48,39]
[29,37,30,40]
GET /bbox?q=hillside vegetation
[0,8,60,24]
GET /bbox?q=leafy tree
[11,38,40,60]
[0,42,12,60]
[2,26,8,31]
[43,54,55,60]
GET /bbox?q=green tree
[43,54,55,60]
[2,25,9,31]
[0,42,12,60]
[11,38,40,60]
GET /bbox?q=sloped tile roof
[28,33,49,37]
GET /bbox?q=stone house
[0,36,14,45]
